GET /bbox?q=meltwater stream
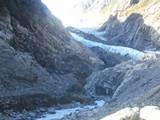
[37,100,105,120]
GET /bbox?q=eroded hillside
[0,0,104,110]
[0,0,160,120]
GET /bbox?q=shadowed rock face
[90,47,130,68]
[101,13,160,50]
[85,61,132,98]
[0,0,104,110]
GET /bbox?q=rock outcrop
[0,0,104,110]
[85,59,160,103]
[90,46,130,67]
[63,59,160,120]
[100,13,160,50]
[84,60,134,98]
[97,0,160,51]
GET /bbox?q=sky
[41,0,84,27]
[41,0,104,28]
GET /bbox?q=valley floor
[1,27,160,120]
[36,28,160,120]
[1,0,160,120]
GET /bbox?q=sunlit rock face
[68,106,160,120]
[74,0,111,11]
[101,107,139,120]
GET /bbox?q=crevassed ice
[70,32,146,61]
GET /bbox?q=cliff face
[0,0,104,110]
[100,13,160,50]
[99,0,160,50]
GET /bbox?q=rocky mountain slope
[0,0,105,110]
[71,0,160,50]
[61,0,160,120]
[1,0,160,120]
[100,13,160,50]
[100,0,160,50]
[62,59,160,120]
